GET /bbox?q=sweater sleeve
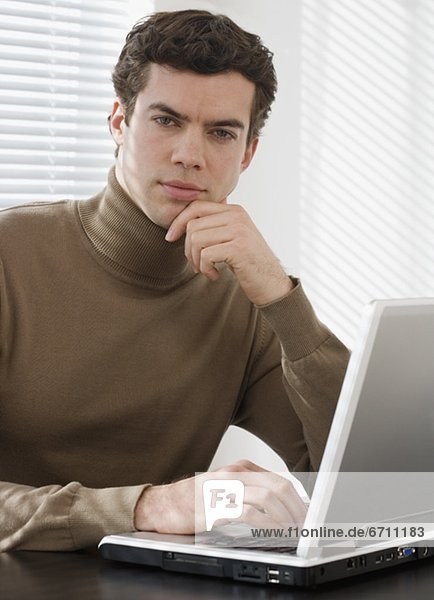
[0,480,148,551]
[232,280,350,472]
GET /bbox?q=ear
[240,137,259,173]
[109,99,126,146]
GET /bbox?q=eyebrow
[147,102,245,131]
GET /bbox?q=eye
[212,129,235,141]
[154,116,176,127]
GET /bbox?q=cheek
[224,156,243,186]
[215,149,243,179]
[124,139,160,177]
[125,122,160,154]
[213,166,241,200]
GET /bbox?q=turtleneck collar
[77,166,194,288]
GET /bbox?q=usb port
[267,567,280,583]
[375,554,384,564]
[359,555,367,567]
[346,558,356,570]
[385,552,394,562]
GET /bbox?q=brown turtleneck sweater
[0,168,349,551]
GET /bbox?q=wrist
[253,274,295,307]
[134,485,161,531]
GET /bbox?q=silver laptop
[99,298,434,586]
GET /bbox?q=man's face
[110,63,258,229]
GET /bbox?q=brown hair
[111,10,277,145]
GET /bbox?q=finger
[257,477,307,526]
[243,485,298,524]
[212,463,307,525]
[245,480,306,525]
[166,201,230,241]
[197,242,234,280]
[223,461,307,517]
[187,225,237,271]
[251,475,307,526]
[185,210,235,236]
[184,212,233,266]
[239,504,288,531]
[213,459,273,474]
[230,460,269,472]
[212,507,284,531]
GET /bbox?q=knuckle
[232,223,245,239]
[199,260,210,273]
[185,220,196,234]
[221,464,238,473]
[236,207,250,224]
[199,250,212,268]
[243,505,255,520]
[189,230,199,245]
[237,459,254,469]
[233,236,248,253]
[232,204,245,217]
[276,483,289,500]
[263,489,273,503]
[281,479,295,494]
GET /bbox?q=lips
[161,180,205,201]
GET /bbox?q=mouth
[161,180,205,201]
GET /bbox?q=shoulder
[0,199,71,224]
[0,200,78,257]
[0,200,74,235]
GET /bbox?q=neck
[78,167,194,288]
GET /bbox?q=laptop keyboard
[239,544,297,554]
[196,529,298,554]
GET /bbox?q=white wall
[127,0,434,471]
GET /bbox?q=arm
[0,255,149,552]
[135,202,349,532]
[133,304,347,535]
[0,480,148,551]
[234,280,349,472]
[166,200,349,469]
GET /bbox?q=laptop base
[99,540,433,587]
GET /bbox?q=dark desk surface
[2,549,434,600]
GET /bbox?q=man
[0,10,349,551]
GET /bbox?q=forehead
[135,63,255,122]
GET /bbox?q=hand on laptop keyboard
[133,459,307,537]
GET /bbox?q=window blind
[299,0,434,347]
[0,0,130,206]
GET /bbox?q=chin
[139,200,177,230]
[164,204,193,229]
[150,210,180,231]
[148,215,171,230]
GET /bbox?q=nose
[171,129,205,170]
